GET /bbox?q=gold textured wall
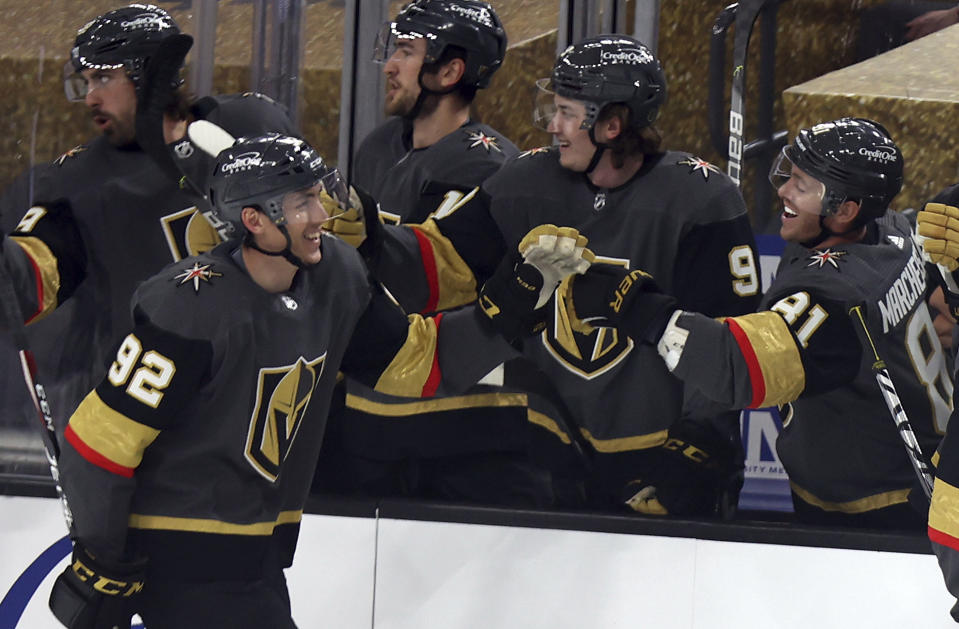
[0,0,935,224]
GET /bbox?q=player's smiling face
[82,67,138,146]
[277,183,330,266]
[383,35,425,117]
[547,94,593,172]
[775,162,827,244]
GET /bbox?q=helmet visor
[282,168,349,226]
[532,78,591,132]
[63,61,87,102]
[372,22,428,64]
[768,147,828,216]
[532,78,557,131]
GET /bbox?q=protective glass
[281,169,350,226]
[372,22,429,63]
[768,147,828,216]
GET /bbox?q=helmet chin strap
[585,126,607,175]
[800,212,862,249]
[244,225,309,269]
[403,68,458,121]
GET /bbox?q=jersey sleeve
[339,284,518,397]
[669,285,861,409]
[59,308,213,560]
[930,418,959,616]
[672,184,761,317]
[365,187,505,314]
[2,197,87,325]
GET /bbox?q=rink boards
[0,493,954,629]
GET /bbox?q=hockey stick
[708,3,738,159]
[727,0,766,187]
[0,252,74,530]
[848,304,934,501]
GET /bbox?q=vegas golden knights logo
[245,354,326,482]
[160,207,223,262]
[542,320,634,379]
[545,258,634,379]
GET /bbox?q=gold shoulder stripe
[414,219,477,311]
[930,478,959,539]
[69,390,160,469]
[579,427,668,453]
[10,236,60,323]
[791,482,909,514]
[374,314,439,397]
[729,311,805,407]
[129,510,303,536]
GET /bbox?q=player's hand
[518,225,595,308]
[623,419,743,517]
[479,225,594,342]
[558,263,677,342]
[49,540,146,629]
[325,185,383,252]
[917,202,959,271]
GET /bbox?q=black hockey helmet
[534,35,667,131]
[769,117,903,220]
[373,0,507,89]
[65,3,182,101]
[208,133,347,238]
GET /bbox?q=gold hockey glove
[518,225,595,308]
[479,225,594,342]
[917,202,959,270]
[325,185,383,251]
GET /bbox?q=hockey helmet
[207,134,348,238]
[373,0,507,89]
[769,117,903,220]
[534,35,667,131]
[65,3,182,101]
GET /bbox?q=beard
[93,109,137,147]
[384,84,419,118]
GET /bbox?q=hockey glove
[134,33,195,188]
[559,264,677,343]
[518,225,595,308]
[623,419,743,517]
[479,225,594,342]
[917,203,959,270]
[49,541,146,629]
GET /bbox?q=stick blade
[188,120,237,158]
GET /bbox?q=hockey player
[319,0,570,507]
[46,132,591,629]
[351,0,516,222]
[0,4,296,432]
[332,35,760,516]
[563,117,951,529]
